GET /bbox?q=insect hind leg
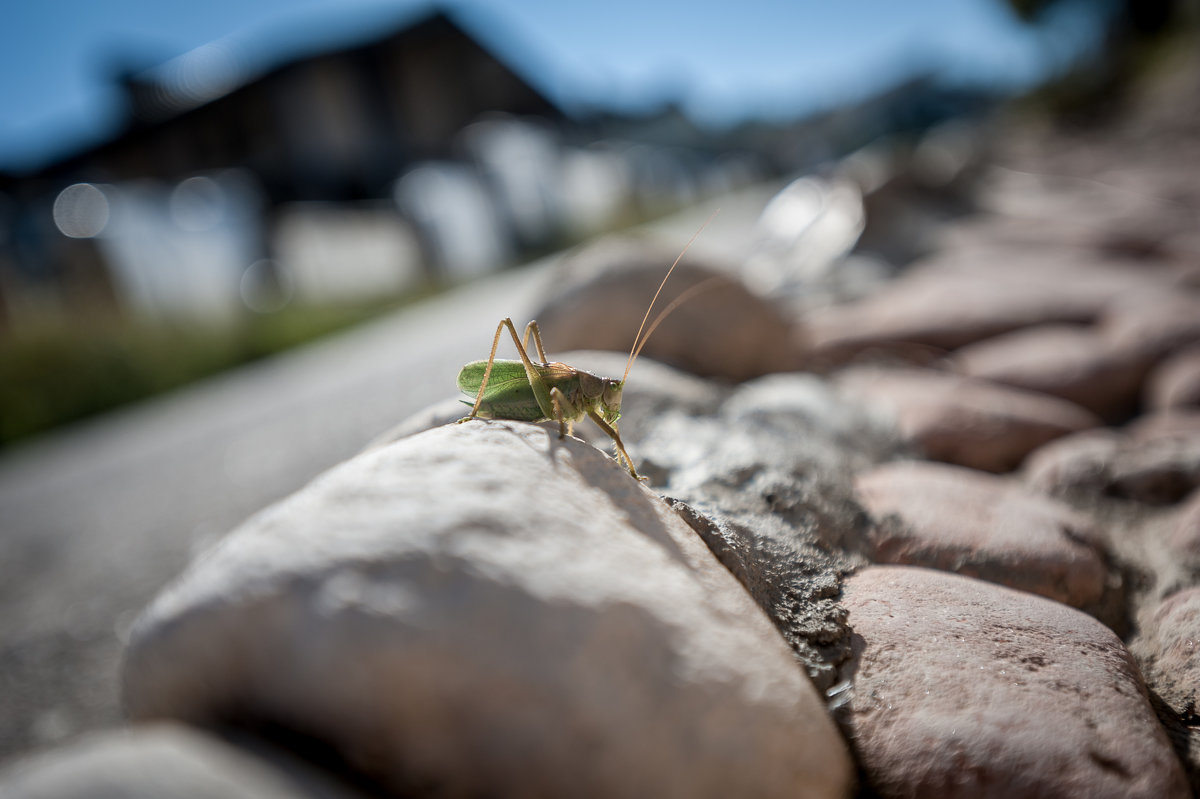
[463,319,513,420]
[465,318,558,425]
[524,320,549,363]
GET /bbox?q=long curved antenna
[626,276,725,379]
[623,209,719,383]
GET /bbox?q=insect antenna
[625,275,725,377]
[623,209,719,383]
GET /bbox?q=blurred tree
[1006,0,1179,35]
[1002,0,1196,118]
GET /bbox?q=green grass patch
[0,285,441,449]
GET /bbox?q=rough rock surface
[853,461,1114,614]
[0,723,367,799]
[834,367,1100,472]
[1132,586,1200,795]
[840,566,1188,799]
[529,238,802,381]
[122,422,853,799]
[638,372,900,689]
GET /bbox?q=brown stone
[951,324,1146,421]
[1024,429,1123,497]
[836,367,1100,472]
[530,239,801,381]
[1101,293,1200,364]
[1137,586,1200,720]
[854,461,1108,608]
[803,255,1162,365]
[841,566,1188,799]
[1165,489,1200,559]
[1147,346,1200,411]
[1026,413,1200,504]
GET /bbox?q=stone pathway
[5,54,1200,799]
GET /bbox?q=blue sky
[0,0,1090,172]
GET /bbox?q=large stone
[122,422,853,799]
[529,238,802,381]
[0,723,367,799]
[840,566,1188,799]
[853,461,1111,610]
[835,367,1100,472]
[951,324,1146,421]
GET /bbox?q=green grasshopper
[456,220,715,480]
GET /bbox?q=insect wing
[457,360,581,422]
[457,359,530,395]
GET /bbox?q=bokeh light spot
[53,183,110,238]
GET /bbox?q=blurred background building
[1,0,1194,445]
[0,4,1003,333]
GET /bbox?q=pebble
[951,323,1146,421]
[840,565,1188,799]
[854,461,1110,609]
[1147,345,1200,411]
[1101,293,1200,364]
[803,256,1157,365]
[835,367,1100,472]
[1026,411,1200,504]
[1136,586,1200,721]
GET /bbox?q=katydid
[456,218,716,480]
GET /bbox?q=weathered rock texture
[638,372,897,690]
[122,422,853,799]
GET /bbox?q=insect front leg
[550,387,579,439]
[586,410,641,480]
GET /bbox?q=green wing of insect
[457,359,578,422]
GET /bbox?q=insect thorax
[576,370,623,424]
